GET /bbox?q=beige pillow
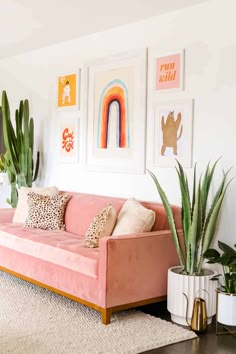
[85,204,116,248]
[24,192,70,230]
[112,198,155,235]
[13,186,59,224]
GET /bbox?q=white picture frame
[86,49,147,174]
[153,99,193,168]
[56,70,80,111]
[57,113,80,163]
[148,48,185,93]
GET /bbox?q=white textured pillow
[13,186,59,224]
[112,198,156,235]
[85,204,117,248]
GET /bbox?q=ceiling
[0,0,207,59]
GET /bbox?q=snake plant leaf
[200,161,210,216]
[200,180,232,270]
[147,169,185,267]
[175,162,192,270]
[201,158,221,220]
[191,163,197,217]
[203,173,228,235]
[189,182,203,274]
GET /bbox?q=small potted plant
[204,241,236,328]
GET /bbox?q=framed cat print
[153,99,193,167]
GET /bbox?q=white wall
[0,0,235,246]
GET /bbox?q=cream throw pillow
[13,186,59,224]
[112,198,156,235]
[85,204,116,248]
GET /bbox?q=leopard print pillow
[24,192,70,230]
[85,204,116,248]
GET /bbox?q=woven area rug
[0,271,197,354]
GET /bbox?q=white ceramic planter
[167,266,217,326]
[217,289,236,326]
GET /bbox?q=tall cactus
[1,91,40,207]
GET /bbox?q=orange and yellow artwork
[58,117,78,163]
[61,127,74,154]
[57,73,77,108]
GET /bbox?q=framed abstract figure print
[57,71,80,110]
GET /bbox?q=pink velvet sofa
[0,192,181,324]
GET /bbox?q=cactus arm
[33,151,40,182]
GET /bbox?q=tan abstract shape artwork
[161,111,183,156]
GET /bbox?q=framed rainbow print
[57,70,80,110]
[87,49,147,173]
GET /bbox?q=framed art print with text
[58,114,79,163]
[149,48,184,93]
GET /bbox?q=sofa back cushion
[64,192,181,237]
[64,194,124,236]
[141,201,181,231]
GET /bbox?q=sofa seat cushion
[0,224,99,278]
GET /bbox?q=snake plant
[148,160,232,275]
[1,91,40,207]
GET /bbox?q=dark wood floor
[139,302,236,354]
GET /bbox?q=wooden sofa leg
[101,308,112,325]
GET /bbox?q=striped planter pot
[167,266,217,326]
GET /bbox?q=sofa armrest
[98,230,180,308]
[0,208,15,223]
